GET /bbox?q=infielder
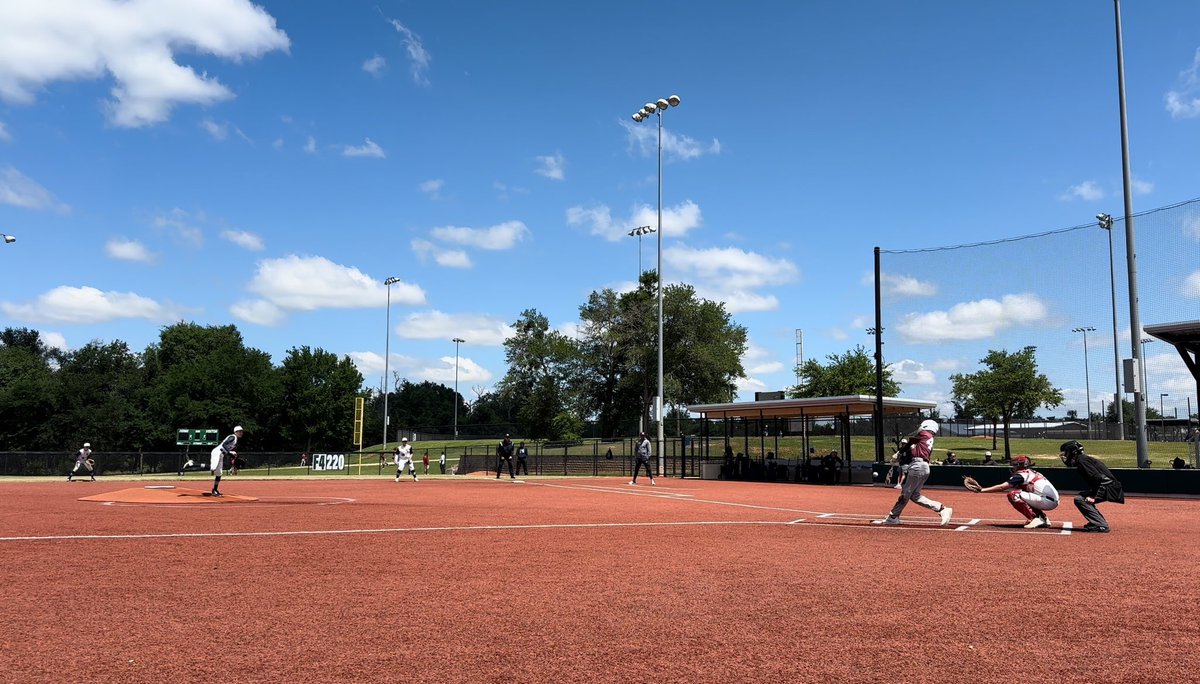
[209,426,242,497]
[966,455,1059,528]
[67,442,96,482]
[629,432,656,486]
[393,437,418,482]
[878,419,953,526]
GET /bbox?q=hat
[234,426,244,432]
[984,450,992,456]
[83,442,90,448]
[401,437,408,442]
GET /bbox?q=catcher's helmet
[918,419,940,434]
[1010,455,1031,470]
[1060,440,1084,456]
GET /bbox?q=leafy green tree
[49,340,148,451]
[0,328,59,449]
[498,309,580,439]
[278,346,363,451]
[950,346,1063,459]
[464,389,518,435]
[789,345,900,398]
[390,380,461,436]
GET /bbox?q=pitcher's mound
[80,486,258,504]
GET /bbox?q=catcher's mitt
[85,458,95,468]
[962,475,982,493]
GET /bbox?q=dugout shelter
[687,395,937,480]
[1144,319,1200,467]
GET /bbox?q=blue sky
[1,1,1198,419]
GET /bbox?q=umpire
[1059,440,1124,533]
[495,434,516,479]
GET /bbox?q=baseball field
[2,475,1197,683]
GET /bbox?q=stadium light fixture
[1096,213,1123,440]
[382,276,401,453]
[452,337,465,439]
[627,225,656,280]
[1072,326,1097,438]
[630,93,681,477]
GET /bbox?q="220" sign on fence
[310,453,345,471]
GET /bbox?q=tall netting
[879,197,1200,439]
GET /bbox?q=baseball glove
[962,475,982,493]
[85,458,95,468]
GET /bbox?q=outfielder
[964,455,1059,528]
[209,426,242,497]
[877,419,953,526]
[393,437,418,482]
[67,442,96,482]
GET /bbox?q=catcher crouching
[962,455,1059,529]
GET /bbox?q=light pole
[452,337,464,439]
[382,276,400,451]
[632,93,681,476]
[1159,393,1168,441]
[1072,327,1096,438]
[627,225,656,282]
[1096,213,1124,440]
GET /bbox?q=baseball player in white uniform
[67,443,95,482]
[209,426,242,497]
[393,436,418,482]
[970,455,1059,528]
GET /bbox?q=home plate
[79,486,258,504]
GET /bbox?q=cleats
[938,506,953,526]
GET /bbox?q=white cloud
[696,289,780,314]
[343,138,385,158]
[200,118,228,140]
[929,358,963,372]
[666,245,800,292]
[430,220,529,250]
[1184,215,1200,242]
[246,255,425,312]
[394,311,514,346]
[0,0,289,127]
[620,119,721,161]
[0,166,69,213]
[895,293,1049,342]
[888,359,936,385]
[1132,178,1154,195]
[0,121,10,141]
[220,229,264,251]
[1059,181,1104,202]
[386,18,431,85]
[348,350,386,378]
[271,138,283,150]
[566,200,702,242]
[152,208,203,246]
[303,136,316,154]
[418,179,444,198]
[535,152,565,180]
[40,331,68,352]
[416,355,493,384]
[105,238,155,263]
[229,299,285,326]
[411,238,472,269]
[876,272,937,298]
[363,54,386,77]
[1182,270,1200,298]
[1166,48,1200,118]
[1,286,180,324]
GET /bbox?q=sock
[213,475,221,492]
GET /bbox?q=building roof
[688,395,936,419]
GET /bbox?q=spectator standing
[1059,440,1124,533]
[208,426,242,497]
[67,442,96,482]
[982,451,997,465]
[495,435,516,479]
[422,451,430,475]
[877,420,953,526]
[439,451,447,474]
[630,432,656,486]
[515,442,530,476]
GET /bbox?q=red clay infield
[1,476,1197,683]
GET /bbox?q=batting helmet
[918,419,940,434]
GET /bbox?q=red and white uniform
[1006,468,1059,515]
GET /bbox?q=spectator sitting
[1172,456,1192,470]
[981,451,998,466]
[944,451,960,465]
[765,451,778,480]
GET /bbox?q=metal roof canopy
[1144,319,1200,383]
[688,395,936,419]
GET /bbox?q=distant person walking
[209,426,243,497]
[439,451,447,475]
[516,442,529,476]
[67,442,96,482]
[495,435,516,479]
[629,432,656,486]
